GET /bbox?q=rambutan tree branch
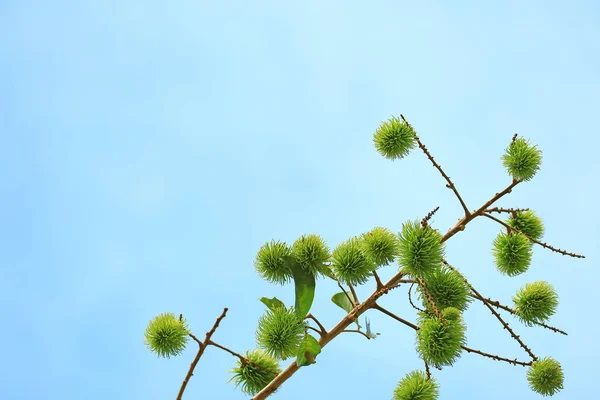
[401,114,471,217]
[144,115,583,400]
[442,260,538,361]
[176,308,228,400]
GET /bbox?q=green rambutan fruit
[501,137,542,181]
[397,220,445,278]
[527,357,564,396]
[144,312,189,358]
[492,232,533,276]
[292,234,331,277]
[513,281,559,326]
[393,370,439,400]
[373,116,417,160]
[254,240,293,285]
[331,237,374,286]
[228,350,281,396]
[508,210,544,241]
[256,306,305,360]
[416,313,466,367]
[417,266,472,312]
[360,226,398,267]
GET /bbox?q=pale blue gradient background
[1,1,598,399]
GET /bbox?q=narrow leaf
[259,297,285,312]
[296,334,322,367]
[283,256,316,318]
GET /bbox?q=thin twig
[342,329,372,340]
[372,270,384,289]
[349,284,359,305]
[408,283,426,313]
[306,314,328,335]
[468,293,568,335]
[372,304,419,330]
[337,282,355,306]
[416,277,447,326]
[177,308,228,400]
[461,345,532,367]
[306,326,323,336]
[424,360,431,379]
[442,260,538,361]
[401,114,470,217]
[484,207,530,214]
[482,213,585,258]
[207,340,247,363]
[421,206,440,228]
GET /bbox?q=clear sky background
[1,1,599,399]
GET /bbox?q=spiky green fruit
[373,116,417,160]
[331,237,374,286]
[508,210,544,241]
[228,350,281,396]
[417,313,466,367]
[527,357,564,396]
[397,220,445,278]
[513,281,559,326]
[393,370,440,400]
[441,307,462,323]
[254,240,293,285]
[292,234,331,277]
[492,232,533,276]
[360,226,398,267]
[501,137,542,181]
[144,312,189,358]
[256,306,305,360]
[417,266,472,312]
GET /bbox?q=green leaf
[283,256,316,318]
[331,292,361,329]
[296,334,322,367]
[259,297,286,312]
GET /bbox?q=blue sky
[1,1,599,399]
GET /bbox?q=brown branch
[388,279,418,291]
[461,345,532,367]
[483,213,585,258]
[401,114,470,217]
[177,308,228,400]
[442,178,521,240]
[442,260,538,361]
